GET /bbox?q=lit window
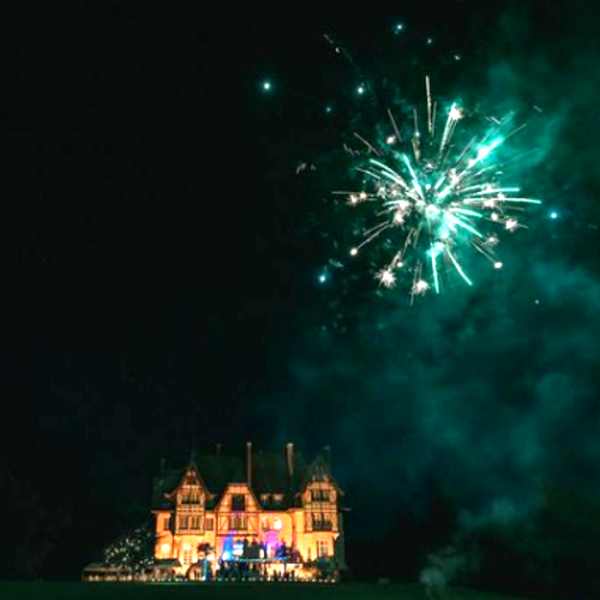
[312,512,322,530]
[205,518,214,531]
[317,540,329,557]
[182,547,194,565]
[181,489,201,505]
[311,489,330,502]
[312,512,332,531]
[229,515,247,530]
[274,519,282,530]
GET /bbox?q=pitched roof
[151,467,181,510]
[151,453,243,511]
[299,455,345,496]
[151,447,313,510]
[252,450,308,497]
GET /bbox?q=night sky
[2,0,600,594]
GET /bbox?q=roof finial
[189,414,198,464]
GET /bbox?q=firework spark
[338,79,542,298]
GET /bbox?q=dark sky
[2,0,600,584]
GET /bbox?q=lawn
[0,581,530,600]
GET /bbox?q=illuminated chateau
[151,443,346,579]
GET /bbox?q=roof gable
[300,456,344,496]
[164,460,211,502]
[150,448,341,510]
[216,483,262,511]
[151,454,245,510]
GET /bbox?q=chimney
[286,442,294,478]
[246,442,253,487]
[324,445,332,470]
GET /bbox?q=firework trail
[336,78,542,300]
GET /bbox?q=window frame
[316,540,329,558]
[229,514,248,531]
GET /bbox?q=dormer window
[260,493,283,507]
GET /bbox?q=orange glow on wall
[151,447,346,579]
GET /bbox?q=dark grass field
[0,582,532,600]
